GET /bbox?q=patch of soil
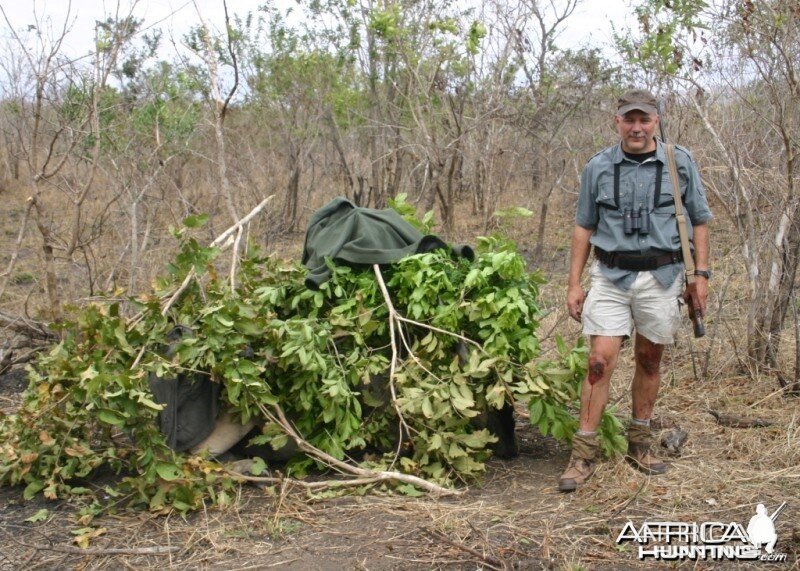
[0,366,28,394]
[0,366,27,419]
[0,422,575,570]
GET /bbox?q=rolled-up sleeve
[575,162,598,229]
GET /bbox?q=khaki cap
[617,89,658,116]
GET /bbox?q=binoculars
[623,207,650,235]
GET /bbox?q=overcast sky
[0,0,633,62]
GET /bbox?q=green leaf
[97,409,126,427]
[249,457,267,476]
[137,394,164,410]
[183,214,209,228]
[421,397,433,418]
[270,434,289,451]
[555,335,567,355]
[23,480,45,500]
[396,483,424,497]
[529,400,544,424]
[25,508,49,523]
[155,462,182,481]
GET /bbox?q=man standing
[558,89,712,493]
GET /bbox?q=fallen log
[708,410,774,428]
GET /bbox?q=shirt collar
[654,138,667,164]
[613,139,665,164]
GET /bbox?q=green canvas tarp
[302,197,473,289]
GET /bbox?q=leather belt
[594,246,682,271]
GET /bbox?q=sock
[630,417,650,427]
[576,430,597,436]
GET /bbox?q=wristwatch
[694,269,711,280]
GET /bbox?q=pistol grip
[693,317,706,338]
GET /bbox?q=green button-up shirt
[575,139,712,291]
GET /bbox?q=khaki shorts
[582,262,683,345]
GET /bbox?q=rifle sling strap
[665,144,696,286]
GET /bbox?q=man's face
[615,110,659,154]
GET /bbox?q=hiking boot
[626,422,668,475]
[558,432,599,493]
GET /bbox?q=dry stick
[371,264,414,460]
[229,225,244,290]
[608,477,648,519]
[271,478,289,534]
[165,195,273,314]
[792,286,800,389]
[226,470,388,490]
[0,310,56,341]
[23,544,180,556]
[372,266,487,351]
[394,314,445,387]
[129,196,273,369]
[257,402,458,496]
[371,264,518,470]
[721,314,749,375]
[749,384,795,408]
[1,347,42,370]
[372,263,494,373]
[423,528,505,571]
[373,266,507,364]
[707,410,774,428]
[0,198,33,300]
[540,308,567,343]
[700,270,732,379]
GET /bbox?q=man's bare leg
[579,335,624,431]
[626,333,668,474]
[559,335,623,492]
[631,333,665,420]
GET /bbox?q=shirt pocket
[596,179,627,211]
[654,169,683,214]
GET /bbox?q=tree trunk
[284,154,301,232]
[443,148,459,231]
[31,197,61,321]
[129,199,139,293]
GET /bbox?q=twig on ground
[225,470,386,491]
[707,410,774,428]
[0,310,57,341]
[749,384,796,408]
[256,402,459,496]
[608,475,648,519]
[23,544,180,556]
[423,527,506,571]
